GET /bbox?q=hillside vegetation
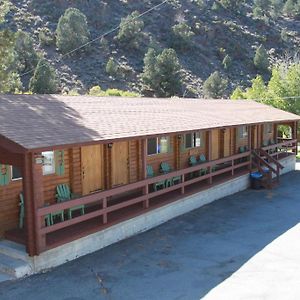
[1,0,300,98]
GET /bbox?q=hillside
[3,0,300,97]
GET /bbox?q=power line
[20,0,170,77]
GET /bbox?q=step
[0,253,32,278]
[0,240,28,261]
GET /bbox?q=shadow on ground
[1,169,300,300]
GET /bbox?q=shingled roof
[0,94,299,151]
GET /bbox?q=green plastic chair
[19,193,52,227]
[147,165,166,191]
[160,162,181,187]
[56,184,84,219]
[189,155,201,178]
[199,154,209,175]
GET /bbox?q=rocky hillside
[4,0,300,97]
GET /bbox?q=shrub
[106,57,118,77]
[203,71,228,99]
[254,44,269,72]
[222,54,232,69]
[15,30,39,72]
[29,59,58,94]
[171,22,194,50]
[56,8,90,54]
[88,85,104,96]
[38,27,55,46]
[141,48,182,97]
[116,11,144,49]
[88,86,139,97]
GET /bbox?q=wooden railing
[35,151,251,254]
[262,138,297,158]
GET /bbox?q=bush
[88,86,139,97]
[141,48,182,97]
[222,54,232,69]
[88,85,103,96]
[203,71,228,99]
[38,27,55,46]
[106,57,118,77]
[56,8,90,54]
[254,44,269,72]
[171,22,194,50]
[116,11,144,49]
[15,30,39,72]
[29,59,58,94]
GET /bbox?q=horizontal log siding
[0,178,22,237]
[180,132,208,169]
[147,135,176,175]
[69,147,82,195]
[129,140,139,183]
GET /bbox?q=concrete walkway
[0,166,300,300]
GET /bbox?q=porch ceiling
[0,94,299,151]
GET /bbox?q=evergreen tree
[222,54,232,70]
[283,0,295,16]
[141,48,182,97]
[254,44,269,72]
[203,71,228,99]
[106,57,118,76]
[56,8,90,54]
[29,59,57,94]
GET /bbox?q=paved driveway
[0,166,300,300]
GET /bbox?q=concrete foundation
[23,155,296,274]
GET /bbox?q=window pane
[185,133,192,148]
[42,151,55,175]
[147,138,157,155]
[159,136,169,153]
[12,166,22,180]
[195,132,201,147]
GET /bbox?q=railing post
[103,197,108,224]
[181,175,185,194]
[231,159,234,176]
[141,139,149,209]
[143,184,149,209]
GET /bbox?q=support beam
[141,139,149,209]
[208,130,213,185]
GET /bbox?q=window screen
[147,138,157,155]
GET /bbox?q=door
[81,145,104,195]
[111,141,129,187]
[251,125,257,149]
[223,128,231,157]
[211,129,220,160]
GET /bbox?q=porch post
[248,125,252,171]
[208,130,213,184]
[141,139,149,209]
[292,121,298,155]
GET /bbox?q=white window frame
[42,151,56,175]
[147,136,171,156]
[11,166,22,181]
[238,126,248,139]
[185,131,204,149]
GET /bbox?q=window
[147,136,170,155]
[264,123,273,134]
[11,166,22,180]
[238,126,248,139]
[185,132,204,149]
[42,151,55,175]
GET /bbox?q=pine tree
[29,59,57,94]
[203,71,228,98]
[106,57,118,76]
[254,44,269,72]
[56,8,90,54]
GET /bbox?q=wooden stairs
[252,148,284,189]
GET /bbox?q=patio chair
[56,184,84,219]
[189,155,201,178]
[160,162,181,187]
[19,193,52,227]
[146,165,166,191]
[199,154,210,175]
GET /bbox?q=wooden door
[223,128,231,157]
[81,145,104,195]
[251,126,257,149]
[111,141,129,187]
[211,129,220,160]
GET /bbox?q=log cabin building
[0,95,298,270]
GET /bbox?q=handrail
[252,151,277,174]
[259,149,284,169]
[261,139,297,151]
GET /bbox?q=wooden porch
[5,138,297,255]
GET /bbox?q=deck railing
[34,139,297,254]
[35,151,251,253]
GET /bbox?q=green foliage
[230,63,300,115]
[106,57,118,77]
[29,59,58,94]
[231,86,245,99]
[222,54,232,70]
[39,27,55,46]
[56,8,90,54]
[88,86,139,97]
[116,11,144,49]
[219,0,245,10]
[141,48,182,97]
[203,71,228,99]
[15,31,39,72]
[171,22,194,50]
[254,44,269,72]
